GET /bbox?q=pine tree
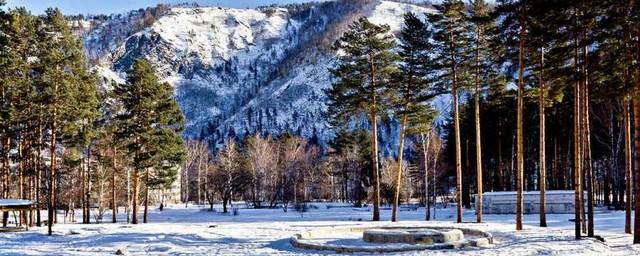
[527,0,566,229]
[0,6,35,227]
[390,12,438,222]
[60,71,99,225]
[143,81,185,223]
[469,0,495,224]
[35,8,95,235]
[494,0,532,231]
[596,0,638,232]
[95,81,124,223]
[550,0,601,238]
[326,17,398,221]
[427,0,471,223]
[115,59,186,224]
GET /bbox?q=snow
[369,0,436,32]
[93,66,125,85]
[1,203,638,255]
[90,1,440,149]
[0,199,34,207]
[149,7,295,65]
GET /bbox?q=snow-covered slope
[90,0,434,149]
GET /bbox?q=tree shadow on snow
[265,238,337,255]
[2,230,251,254]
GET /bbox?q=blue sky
[5,0,329,15]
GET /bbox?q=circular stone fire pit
[290,225,493,253]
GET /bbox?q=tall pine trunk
[131,168,139,224]
[82,147,88,224]
[634,29,640,244]
[449,27,463,224]
[498,129,504,191]
[606,101,614,207]
[392,114,408,222]
[453,70,463,223]
[474,29,483,223]
[423,132,431,221]
[583,45,594,237]
[87,145,92,224]
[2,137,8,228]
[515,17,525,231]
[370,109,381,221]
[36,119,43,226]
[539,47,547,227]
[143,169,149,224]
[573,38,583,240]
[48,106,57,236]
[634,97,640,243]
[624,92,633,234]
[370,58,381,222]
[81,163,86,223]
[112,147,117,223]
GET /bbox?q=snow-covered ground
[0,203,638,255]
[0,199,34,207]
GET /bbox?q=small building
[0,199,36,231]
[479,190,586,214]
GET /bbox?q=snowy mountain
[82,0,434,150]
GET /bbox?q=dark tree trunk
[474,27,483,223]
[463,139,471,209]
[583,56,594,237]
[87,145,92,224]
[573,36,583,240]
[539,47,547,227]
[48,106,57,236]
[633,29,640,244]
[112,147,117,223]
[515,14,525,231]
[369,56,381,221]
[143,170,149,224]
[36,120,42,226]
[625,99,632,234]
[132,168,139,224]
[446,25,463,224]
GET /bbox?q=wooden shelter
[0,199,36,231]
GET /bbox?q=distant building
[479,190,587,214]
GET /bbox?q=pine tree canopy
[115,58,185,188]
[326,17,398,127]
[426,0,473,93]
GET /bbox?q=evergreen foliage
[326,17,398,221]
[114,59,185,224]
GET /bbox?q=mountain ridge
[81,0,434,151]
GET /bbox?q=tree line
[327,0,640,242]
[181,129,446,216]
[0,3,184,235]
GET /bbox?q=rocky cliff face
[84,0,433,151]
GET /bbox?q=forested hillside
[73,0,432,153]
